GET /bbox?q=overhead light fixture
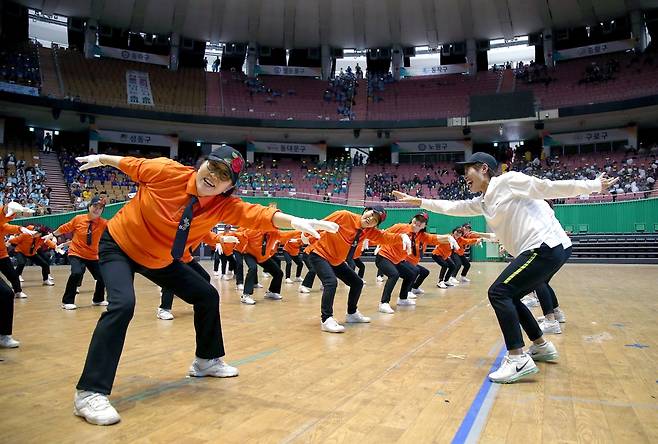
[54,130,59,135]
[196,142,202,147]
[29,127,34,132]
[369,147,374,152]
[493,142,498,147]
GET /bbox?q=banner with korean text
[553,39,635,61]
[543,127,637,146]
[392,140,472,153]
[248,141,326,156]
[91,129,175,147]
[255,65,322,77]
[126,70,155,106]
[98,46,170,66]
[399,64,468,77]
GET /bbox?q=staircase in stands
[38,152,73,213]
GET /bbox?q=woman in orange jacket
[0,204,35,299]
[304,206,411,333]
[71,145,337,426]
[10,225,57,285]
[430,232,459,289]
[376,213,452,313]
[282,232,305,284]
[450,224,482,283]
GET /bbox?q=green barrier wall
[13,197,658,261]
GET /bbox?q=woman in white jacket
[393,152,617,384]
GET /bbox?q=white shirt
[420,171,600,257]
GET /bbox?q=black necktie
[346,229,363,262]
[411,233,417,256]
[261,233,270,256]
[171,195,198,260]
[86,221,93,246]
[419,241,424,259]
[30,238,36,255]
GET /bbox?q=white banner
[98,45,170,66]
[126,70,155,106]
[92,129,175,147]
[393,140,472,153]
[0,81,39,96]
[399,64,468,77]
[554,39,635,61]
[248,141,326,156]
[255,65,322,77]
[543,127,636,146]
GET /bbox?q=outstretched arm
[392,191,483,217]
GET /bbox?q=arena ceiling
[17,0,658,48]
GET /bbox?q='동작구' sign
[553,39,635,61]
[400,63,468,77]
[98,45,170,66]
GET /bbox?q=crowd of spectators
[59,149,136,208]
[366,71,395,103]
[507,149,657,201]
[578,58,620,84]
[0,44,41,89]
[0,152,50,214]
[365,163,477,202]
[514,60,554,85]
[324,69,357,120]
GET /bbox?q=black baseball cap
[455,152,498,175]
[90,196,106,207]
[414,212,429,222]
[364,206,387,225]
[206,145,245,185]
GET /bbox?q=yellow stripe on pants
[503,252,537,284]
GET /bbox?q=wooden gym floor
[0,262,657,443]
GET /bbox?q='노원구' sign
[392,140,472,153]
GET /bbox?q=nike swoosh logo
[516,360,529,372]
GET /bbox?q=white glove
[6,201,34,216]
[76,155,104,171]
[448,235,459,250]
[361,239,369,251]
[290,217,339,239]
[43,233,56,243]
[215,243,223,255]
[300,233,310,245]
[55,243,68,255]
[19,226,37,236]
[374,246,381,255]
[221,235,240,244]
[288,238,300,244]
[400,233,412,254]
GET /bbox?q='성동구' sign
[92,129,175,147]
[98,46,170,66]
[400,63,468,77]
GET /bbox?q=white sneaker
[378,302,395,314]
[294,277,303,282]
[74,391,121,425]
[554,308,567,323]
[213,271,220,276]
[264,291,282,300]
[437,282,448,289]
[540,319,562,334]
[448,277,460,285]
[255,283,264,288]
[18,275,24,282]
[236,284,244,291]
[488,354,538,384]
[298,285,311,294]
[361,279,367,285]
[521,294,540,308]
[221,275,231,281]
[397,298,416,306]
[43,278,55,286]
[345,310,371,323]
[411,288,425,295]
[444,280,455,287]
[320,317,345,333]
[376,276,384,282]
[240,295,256,305]
[156,308,174,320]
[14,291,28,299]
[92,301,109,306]
[61,303,77,310]
[188,357,239,377]
[460,276,471,283]
[407,291,417,300]
[285,278,294,284]
[0,335,20,348]
[527,341,559,362]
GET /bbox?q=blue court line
[451,346,506,444]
